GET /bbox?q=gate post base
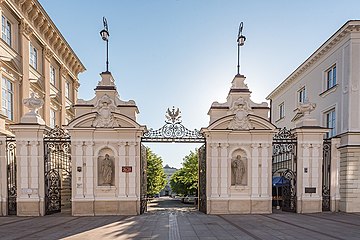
[297,198,322,213]
[17,199,42,216]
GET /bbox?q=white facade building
[267,20,360,212]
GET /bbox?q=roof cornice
[266,20,360,100]
[5,0,86,78]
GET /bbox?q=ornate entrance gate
[141,107,206,213]
[6,137,16,215]
[44,126,71,215]
[322,139,331,211]
[272,128,297,212]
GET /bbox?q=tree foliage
[170,149,198,196]
[146,148,167,196]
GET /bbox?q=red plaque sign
[122,166,132,173]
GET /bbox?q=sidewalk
[0,200,359,240]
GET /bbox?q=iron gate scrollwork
[140,144,147,214]
[44,126,71,215]
[272,128,297,212]
[198,144,206,213]
[322,139,331,211]
[6,137,16,215]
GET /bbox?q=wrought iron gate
[322,139,331,211]
[44,126,71,215]
[272,128,297,212]
[198,144,206,213]
[140,144,147,214]
[6,137,16,215]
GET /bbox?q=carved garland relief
[228,97,252,130]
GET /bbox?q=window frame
[29,43,38,69]
[325,108,336,138]
[1,76,14,121]
[1,15,12,46]
[50,65,56,86]
[298,87,306,104]
[65,81,70,99]
[326,65,337,90]
[50,109,56,128]
[279,102,285,120]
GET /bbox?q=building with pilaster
[0,0,85,135]
[267,20,360,212]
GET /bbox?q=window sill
[320,84,338,97]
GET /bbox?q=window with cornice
[2,77,13,120]
[326,65,336,90]
[50,65,56,85]
[65,81,70,99]
[29,43,38,69]
[1,15,12,46]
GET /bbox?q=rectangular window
[326,65,337,90]
[2,77,13,120]
[50,109,56,128]
[325,109,336,138]
[279,102,285,119]
[50,65,56,85]
[29,43,38,69]
[298,87,306,103]
[65,81,70,99]
[1,15,11,46]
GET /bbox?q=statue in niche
[228,97,252,130]
[231,155,246,185]
[92,94,119,128]
[101,154,113,185]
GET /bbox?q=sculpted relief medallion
[92,94,120,128]
[228,97,252,130]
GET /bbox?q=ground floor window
[2,77,13,120]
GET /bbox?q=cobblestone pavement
[0,198,360,239]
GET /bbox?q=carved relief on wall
[97,149,115,186]
[92,94,120,128]
[231,149,247,186]
[228,97,252,130]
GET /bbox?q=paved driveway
[0,198,359,239]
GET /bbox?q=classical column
[220,143,229,197]
[43,46,53,125]
[128,142,137,197]
[19,20,33,118]
[209,143,219,197]
[118,142,126,196]
[84,141,94,198]
[251,143,259,197]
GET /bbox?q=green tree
[170,149,198,196]
[146,148,167,196]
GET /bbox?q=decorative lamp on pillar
[100,17,110,73]
[237,22,246,75]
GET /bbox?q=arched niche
[231,149,248,186]
[97,147,115,186]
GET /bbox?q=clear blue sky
[39,0,360,168]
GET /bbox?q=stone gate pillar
[10,94,47,216]
[67,72,144,216]
[203,74,277,214]
[0,134,8,215]
[293,105,329,213]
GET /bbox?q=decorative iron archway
[272,128,297,212]
[141,107,206,214]
[44,126,71,215]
